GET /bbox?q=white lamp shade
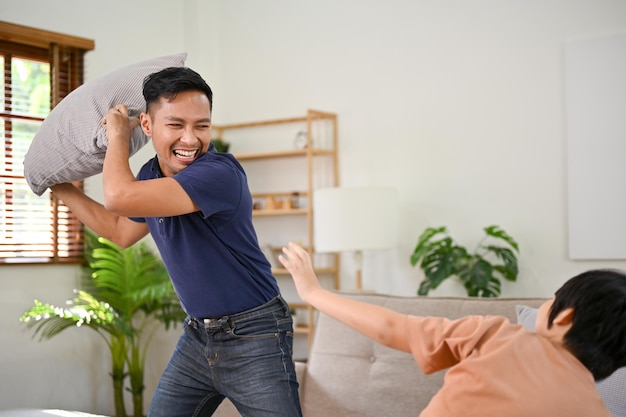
[314,187,399,253]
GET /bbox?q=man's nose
[180,126,197,144]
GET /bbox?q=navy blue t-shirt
[131,146,279,318]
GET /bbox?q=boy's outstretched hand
[279,242,323,303]
[279,242,412,353]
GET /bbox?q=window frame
[0,21,94,265]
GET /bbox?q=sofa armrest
[295,360,307,395]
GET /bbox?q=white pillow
[23,53,187,196]
[516,305,626,417]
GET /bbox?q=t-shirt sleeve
[407,315,507,374]
[173,156,243,219]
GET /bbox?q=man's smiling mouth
[174,149,198,158]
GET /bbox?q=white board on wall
[566,33,626,260]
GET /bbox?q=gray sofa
[215,293,547,417]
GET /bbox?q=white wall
[207,0,626,299]
[2,0,626,414]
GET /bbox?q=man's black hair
[142,66,213,113]
[549,269,626,381]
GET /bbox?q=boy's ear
[553,307,575,325]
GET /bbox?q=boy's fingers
[283,242,296,257]
[287,241,305,256]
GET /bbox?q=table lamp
[313,186,398,291]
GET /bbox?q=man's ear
[140,113,152,137]
[553,307,575,325]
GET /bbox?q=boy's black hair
[142,66,213,113]
[549,269,626,381]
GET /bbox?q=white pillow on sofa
[516,305,626,417]
[23,52,187,196]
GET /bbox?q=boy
[279,242,626,416]
[51,67,301,417]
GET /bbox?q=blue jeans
[148,295,302,417]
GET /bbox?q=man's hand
[102,104,140,144]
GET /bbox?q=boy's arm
[51,182,149,248]
[280,242,412,353]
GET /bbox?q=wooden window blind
[0,21,94,264]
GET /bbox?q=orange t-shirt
[407,315,611,417]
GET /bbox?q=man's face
[140,90,212,177]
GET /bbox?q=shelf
[290,303,315,341]
[214,109,339,356]
[213,110,336,131]
[294,325,311,335]
[271,267,337,275]
[253,208,309,217]
[288,302,309,309]
[234,148,335,161]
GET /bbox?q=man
[51,67,302,417]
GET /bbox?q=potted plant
[410,225,519,297]
[211,138,230,153]
[20,231,185,417]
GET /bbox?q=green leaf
[417,280,434,296]
[485,246,518,280]
[493,265,517,282]
[458,258,493,289]
[410,226,447,266]
[484,225,519,252]
[485,277,502,297]
[464,275,501,297]
[419,239,467,290]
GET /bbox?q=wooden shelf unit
[212,109,340,350]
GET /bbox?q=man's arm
[279,242,412,353]
[101,105,198,218]
[51,182,148,248]
[49,105,198,248]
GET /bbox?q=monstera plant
[20,231,185,417]
[410,225,520,297]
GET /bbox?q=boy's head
[142,66,213,115]
[548,269,626,381]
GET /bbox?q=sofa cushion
[517,305,626,417]
[23,53,187,196]
[302,294,545,417]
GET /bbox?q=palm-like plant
[21,231,185,417]
[410,225,520,297]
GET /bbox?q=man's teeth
[174,150,196,157]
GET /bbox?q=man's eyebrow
[164,116,211,123]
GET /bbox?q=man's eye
[168,124,183,128]
[197,124,210,129]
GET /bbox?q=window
[0,21,94,264]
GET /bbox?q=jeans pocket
[231,313,292,339]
